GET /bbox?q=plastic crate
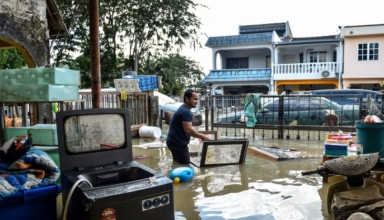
[324,143,348,150]
[0,184,61,220]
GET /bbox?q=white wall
[219,48,271,69]
[277,44,338,63]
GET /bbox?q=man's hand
[198,134,210,142]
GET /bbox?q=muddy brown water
[132,131,342,220]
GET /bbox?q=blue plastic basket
[324,143,348,150]
[0,184,61,220]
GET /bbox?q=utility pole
[89,0,101,108]
[134,32,138,73]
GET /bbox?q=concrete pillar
[213,50,217,70]
[0,0,49,67]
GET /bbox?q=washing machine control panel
[142,194,170,211]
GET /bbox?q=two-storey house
[202,22,343,95]
[342,24,384,91]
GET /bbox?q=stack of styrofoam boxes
[324,134,351,156]
[5,124,58,145]
[0,67,80,102]
[114,78,140,92]
[114,75,159,92]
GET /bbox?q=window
[226,57,248,69]
[333,51,337,62]
[265,99,291,112]
[358,43,379,61]
[299,53,304,63]
[309,51,326,63]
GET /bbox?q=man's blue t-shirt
[167,104,193,145]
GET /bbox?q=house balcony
[202,68,271,83]
[273,62,339,80]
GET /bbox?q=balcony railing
[273,62,338,80]
[202,68,271,83]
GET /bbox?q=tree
[144,54,205,95]
[0,49,26,69]
[52,0,206,88]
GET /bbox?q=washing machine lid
[56,108,133,171]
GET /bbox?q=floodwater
[132,130,340,220]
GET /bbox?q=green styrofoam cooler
[5,127,29,140]
[0,67,80,85]
[0,84,79,102]
[355,120,384,157]
[28,124,58,145]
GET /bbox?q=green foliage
[143,54,205,95]
[0,49,27,69]
[52,0,206,89]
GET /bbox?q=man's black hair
[183,89,197,102]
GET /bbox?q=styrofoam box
[23,84,79,101]
[0,85,24,102]
[32,67,81,85]
[28,124,58,146]
[0,85,79,102]
[5,127,29,140]
[0,67,80,86]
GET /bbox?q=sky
[182,0,384,74]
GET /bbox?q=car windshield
[154,91,178,105]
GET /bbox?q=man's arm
[182,121,210,141]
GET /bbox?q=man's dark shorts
[166,141,190,164]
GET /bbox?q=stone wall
[0,0,48,67]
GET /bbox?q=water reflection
[200,165,249,196]
[132,138,329,220]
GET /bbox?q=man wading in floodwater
[166,90,210,164]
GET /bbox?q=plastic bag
[0,135,33,161]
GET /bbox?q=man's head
[183,90,199,109]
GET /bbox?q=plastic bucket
[355,120,384,157]
[138,125,162,139]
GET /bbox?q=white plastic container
[138,125,162,139]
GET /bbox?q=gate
[204,94,382,140]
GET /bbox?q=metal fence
[77,91,149,126]
[201,94,384,140]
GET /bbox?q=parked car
[155,91,202,126]
[310,89,383,108]
[218,96,360,126]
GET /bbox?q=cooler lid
[56,108,133,171]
